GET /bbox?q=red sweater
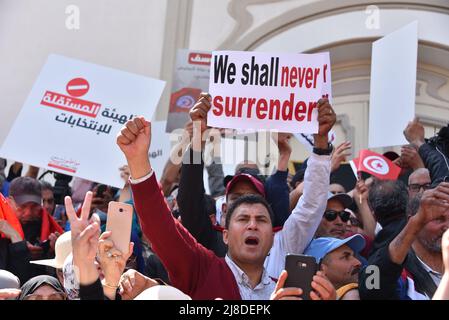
[131,173,241,300]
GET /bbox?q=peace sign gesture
[65,191,101,284]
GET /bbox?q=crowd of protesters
[1,93,449,300]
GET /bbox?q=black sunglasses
[324,210,351,223]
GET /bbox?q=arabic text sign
[166,49,211,132]
[0,54,165,188]
[208,51,331,134]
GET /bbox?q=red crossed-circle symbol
[66,78,90,97]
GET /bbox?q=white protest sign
[208,51,331,134]
[369,21,418,148]
[0,54,165,188]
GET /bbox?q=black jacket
[359,218,438,299]
[177,148,227,257]
[418,143,449,185]
[0,238,32,285]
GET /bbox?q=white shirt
[264,153,331,279]
[225,255,276,300]
[416,255,442,287]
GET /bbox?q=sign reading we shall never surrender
[207,51,331,134]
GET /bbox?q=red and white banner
[166,49,211,133]
[351,149,401,180]
[208,51,331,134]
[0,54,165,188]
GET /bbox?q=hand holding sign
[189,92,212,133]
[400,145,425,170]
[316,98,336,137]
[403,117,425,149]
[314,98,336,149]
[117,117,152,180]
[208,51,331,133]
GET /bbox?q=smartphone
[284,254,318,300]
[105,201,133,254]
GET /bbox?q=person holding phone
[63,192,134,300]
[3,177,63,283]
[115,96,337,300]
[304,234,365,300]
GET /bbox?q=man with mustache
[314,192,353,239]
[305,234,365,300]
[115,98,337,300]
[359,181,449,299]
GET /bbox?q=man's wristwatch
[313,143,334,155]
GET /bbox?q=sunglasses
[324,210,351,223]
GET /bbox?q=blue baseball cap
[304,234,366,264]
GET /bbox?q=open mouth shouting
[244,236,260,246]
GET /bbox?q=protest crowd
[0,2,448,303]
[1,90,449,301]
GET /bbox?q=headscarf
[18,275,65,300]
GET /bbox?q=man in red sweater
[116,96,337,300]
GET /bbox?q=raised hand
[97,231,134,289]
[117,117,152,180]
[400,145,425,170]
[403,117,425,148]
[65,191,101,285]
[272,132,293,172]
[414,182,449,227]
[189,92,212,133]
[331,141,352,172]
[353,179,369,203]
[316,98,336,138]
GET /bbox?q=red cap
[225,173,266,198]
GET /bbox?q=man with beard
[359,180,449,299]
[305,234,365,300]
[408,168,431,199]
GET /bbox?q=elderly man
[359,180,449,299]
[408,168,432,199]
[305,234,365,300]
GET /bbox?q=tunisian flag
[352,149,401,180]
